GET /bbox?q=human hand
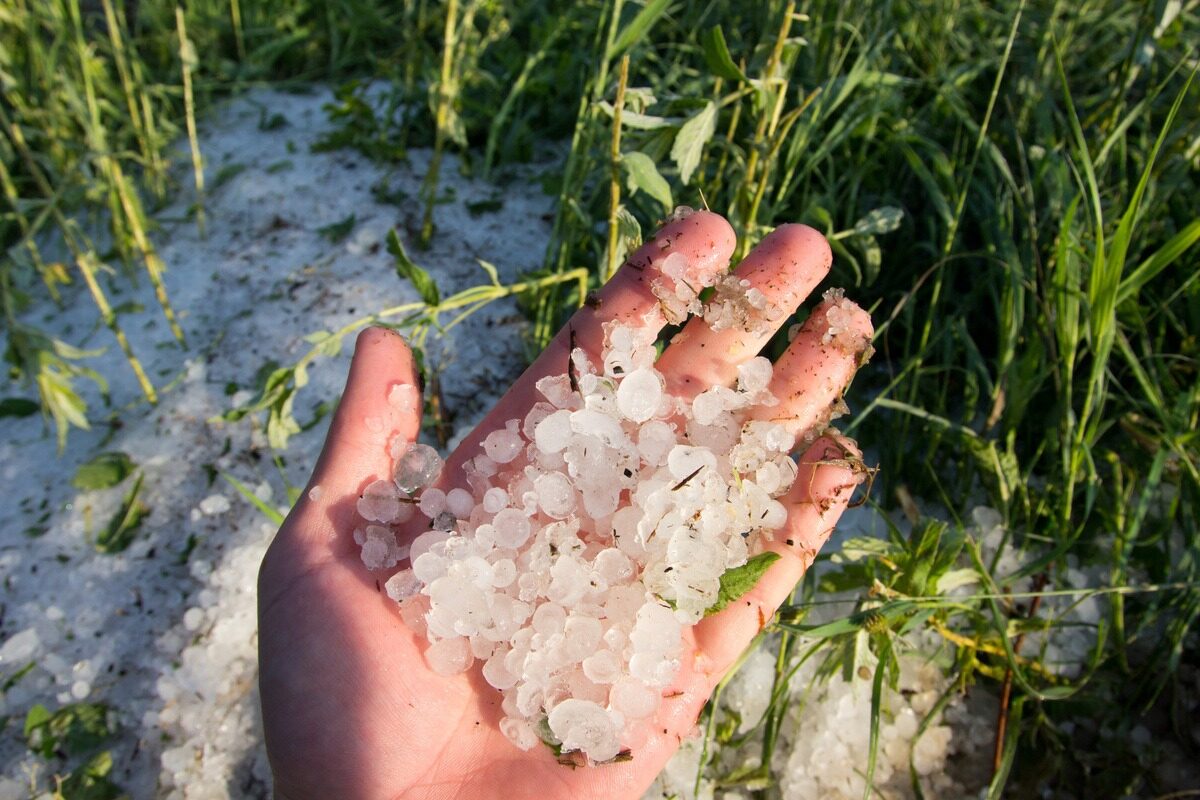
[257,210,873,800]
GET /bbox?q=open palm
[258,211,873,800]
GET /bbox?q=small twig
[428,368,450,449]
[567,326,580,393]
[672,466,703,491]
[993,572,1048,775]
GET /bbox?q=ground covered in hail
[0,87,1085,799]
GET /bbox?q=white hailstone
[385,569,421,602]
[637,420,676,466]
[359,525,402,570]
[535,374,578,409]
[500,717,539,751]
[446,487,474,519]
[361,538,390,570]
[562,616,602,661]
[394,443,443,493]
[692,386,740,425]
[522,401,556,441]
[703,275,783,335]
[737,357,774,397]
[534,409,573,454]
[409,529,450,562]
[491,559,516,588]
[594,548,633,585]
[535,471,576,518]
[666,445,718,481]
[425,636,473,676]
[569,408,626,448]
[483,487,509,513]
[493,509,532,549]
[484,421,525,464]
[484,651,519,690]
[821,288,871,354]
[183,607,204,631]
[548,698,621,763]
[413,552,447,584]
[199,494,231,515]
[418,487,447,518]
[582,650,623,684]
[532,602,567,637]
[667,205,695,222]
[609,677,659,720]
[615,368,663,423]
[388,383,419,413]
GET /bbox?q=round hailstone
[548,698,621,763]
[483,651,518,690]
[425,636,472,676]
[582,650,622,684]
[531,602,567,637]
[445,487,474,519]
[385,569,421,602]
[594,548,634,585]
[483,487,509,513]
[569,408,626,448]
[483,425,524,464]
[609,677,660,720]
[637,420,676,466]
[418,487,447,517]
[357,479,403,523]
[616,368,663,424]
[492,508,532,549]
[409,530,451,563]
[394,443,443,493]
[692,386,738,426]
[534,409,573,454]
[666,445,718,481]
[534,471,575,519]
[737,356,773,396]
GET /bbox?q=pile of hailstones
[353,286,831,764]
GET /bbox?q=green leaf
[0,397,39,417]
[705,551,781,616]
[597,102,672,130]
[387,229,440,306]
[59,750,127,800]
[622,151,673,212]
[24,704,51,741]
[73,452,136,491]
[671,101,717,186]
[96,473,149,554]
[303,330,344,359]
[852,206,905,236]
[1116,217,1200,306]
[317,213,356,242]
[700,25,748,83]
[477,259,502,287]
[608,0,673,59]
[25,702,113,759]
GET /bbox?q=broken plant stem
[993,572,1047,776]
[605,55,630,283]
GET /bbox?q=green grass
[3,0,1198,796]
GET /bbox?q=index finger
[446,210,736,475]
